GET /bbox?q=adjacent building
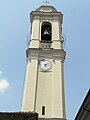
[0,112,38,120]
[75,89,90,120]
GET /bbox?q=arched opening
[41,22,52,42]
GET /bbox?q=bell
[43,29,49,35]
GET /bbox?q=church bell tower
[22,5,66,120]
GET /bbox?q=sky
[0,0,90,120]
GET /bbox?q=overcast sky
[0,0,90,120]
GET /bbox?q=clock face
[39,59,52,71]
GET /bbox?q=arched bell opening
[41,22,52,42]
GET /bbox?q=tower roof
[36,5,58,12]
[30,5,63,23]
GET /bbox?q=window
[41,22,52,42]
[42,106,45,115]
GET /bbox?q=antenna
[43,0,50,5]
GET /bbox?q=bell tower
[22,5,66,120]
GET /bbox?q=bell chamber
[40,22,52,48]
[41,22,52,42]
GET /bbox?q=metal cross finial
[43,0,50,5]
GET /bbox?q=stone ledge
[26,48,66,61]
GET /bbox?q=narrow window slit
[42,106,45,115]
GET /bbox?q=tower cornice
[30,11,63,23]
[26,48,66,61]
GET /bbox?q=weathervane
[43,0,50,5]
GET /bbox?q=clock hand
[45,63,50,67]
[45,63,47,67]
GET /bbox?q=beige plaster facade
[22,6,66,120]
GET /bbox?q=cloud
[0,79,10,92]
[0,71,10,93]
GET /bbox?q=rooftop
[0,112,38,120]
[75,89,90,120]
[36,5,58,12]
